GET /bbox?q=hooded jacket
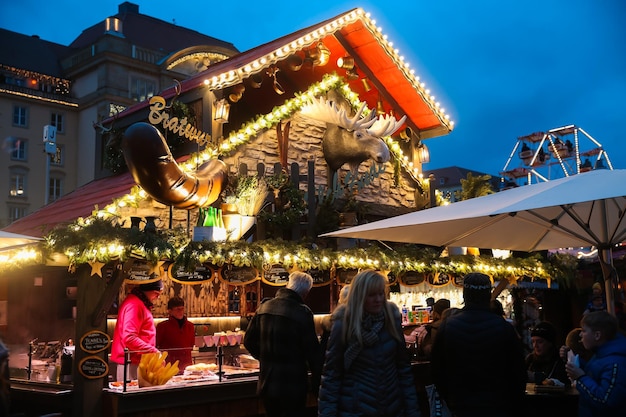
[575,333,626,417]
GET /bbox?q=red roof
[3,173,136,238]
[105,8,452,138]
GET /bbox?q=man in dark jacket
[431,273,526,417]
[244,271,322,417]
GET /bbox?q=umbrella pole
[600,248,617,316]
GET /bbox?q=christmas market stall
[1,7,581,417]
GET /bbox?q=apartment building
[0,1,238,227]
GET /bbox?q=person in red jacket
[111,279,163,382]
[156,296,195,372]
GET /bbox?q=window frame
[12,105,28,127]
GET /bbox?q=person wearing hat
[111,279,163,382]
[156,296,195,371]
[526,321,569,386]
[431,272,526,417]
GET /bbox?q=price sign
[218,265,259,285]
[79,356,109,379]
[168,264,214,285]
[262,264,290,286]
[80,330,111,354]
[307,269,332,286]
[336,268,359,285]
[399,271,426,287]
[125,259,161,284]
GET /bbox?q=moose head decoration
[300,90,406,184]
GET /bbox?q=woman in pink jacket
[111,279,163,382]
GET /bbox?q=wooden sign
[125,259,161,284]
[384,271,397,286]
[262,264,290,286]
[80,330,111,354]
[218,265,259,285]
[308,269,332,286]
[168,264,214,285]
[428,271,452,287]
[79,356,109,379]
[399,271,426,287]
[336,268,359,285]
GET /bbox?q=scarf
[344,311,385,370]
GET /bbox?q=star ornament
[148,260,165,278]
[89,260,106,277]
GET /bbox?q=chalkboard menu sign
[218,265,259,285]
[168,264,214,285]
[125,259,161,284]
[399,271,426,286]
[428,272,452,287]
[262,264,290,286]
[79,356,109,379]
[385,271,397,286]
[336,268,359,285]
[307,269,332,286]
[452,274,464,287]
[80,330,110,354]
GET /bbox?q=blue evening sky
[2,0,625,179]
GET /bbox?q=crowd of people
[243,271,626,417]
[105,270,626,417]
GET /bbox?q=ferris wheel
[500,124,614,187]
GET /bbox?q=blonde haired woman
[318,270,420,417]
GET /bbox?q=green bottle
[203,207,215,227]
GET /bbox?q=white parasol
[323,169,626,313]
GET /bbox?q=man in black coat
[244,271,322,417]
[431,273,527,417]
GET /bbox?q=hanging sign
[383,271,397,286]
[80,330,111,354]
[336,268,359,285]
[168,264,214,285]
[125,259,162,284]
[79,356,109,379]
[262,264,290,286]
[218,264,259,285]
[399,271,426,287]
[428,271,452,287]
[307,269,332,287]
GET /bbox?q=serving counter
[102,375,318,417]
[10,379,74,416]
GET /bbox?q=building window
[8,206,27,223]
[13,105,28,127]
[10,138,27,161]
[51,145,64,166]
[130,77,156,102]
[51,113,64,133]
[49,177,63,202]
[9,173,26,197]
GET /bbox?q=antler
[366,114,407,137]
[300,97,377,132]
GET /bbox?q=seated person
[525,321,569,386]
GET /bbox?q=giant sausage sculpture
[122,122,227,209]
